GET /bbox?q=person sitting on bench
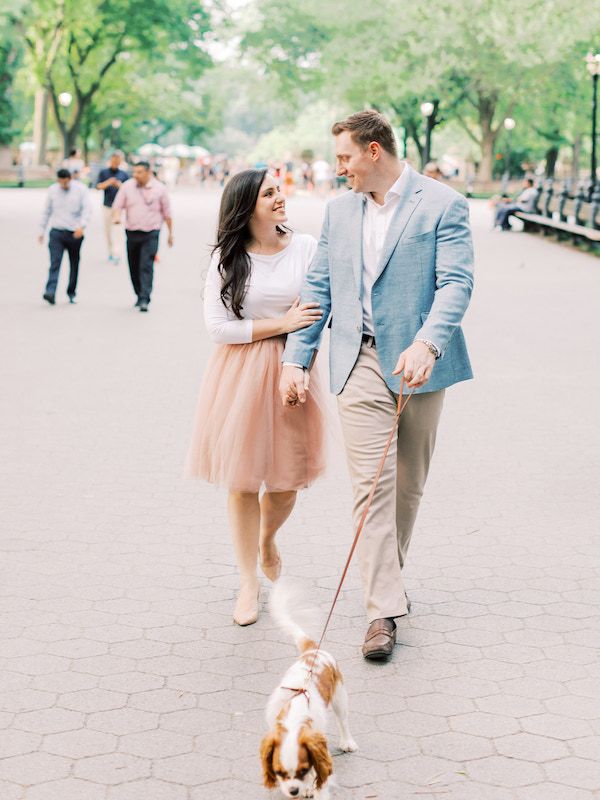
[495,178,537,230]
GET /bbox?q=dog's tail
[269,580,318,654]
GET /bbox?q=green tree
[19,0,212,157]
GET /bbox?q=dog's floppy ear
[300,729,333,789]
[259,732,279,788]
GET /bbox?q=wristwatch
[415,338,441,359]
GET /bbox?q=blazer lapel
[374,166,423,281]
[349,193,364,293]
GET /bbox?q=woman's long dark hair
[212,168,287,319]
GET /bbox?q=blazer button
[356,324,361,332]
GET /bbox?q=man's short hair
[110,150,123,159]
[332,110,398,157]
[133,161,150,170]
[68,149,77,157]
[525,178,534,186]
[57,168,71,179]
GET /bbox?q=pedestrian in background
[38,168,91,305]
[62,149,84,180]
[96,151,129,264]
[112,161,173,313]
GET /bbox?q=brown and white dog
[260,582,357,798]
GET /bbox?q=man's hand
[37,235,43,245]
[393,341,436,389]
[167,234,174,247]
[73,228,84,239]
[279,365,309,407]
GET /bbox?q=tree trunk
[545,146,559,178]
[478,133,495,182]
[33,89,49,165]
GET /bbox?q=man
[96,151,129,264]
[280,110,474,661]
[112,161,173,312]
[62,149,84,180]
[495,177,537,230]
[38,168,92,305]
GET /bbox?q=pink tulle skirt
[185,337,326,492]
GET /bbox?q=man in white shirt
[280,110,474,661]
[495,178,538,230]
[38,168,92,305]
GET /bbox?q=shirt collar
[364,162,408,208]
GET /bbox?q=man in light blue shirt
[38,168,92,305]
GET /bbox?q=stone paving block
[160,708,231,736]
[421,730,494,761]
[128,688,196,713]
[74,753,151,784]
[42,728,117,759]
[0,780,23,800]
[25,778,108,800]
[190,779,268,800]
[387,754,462,786]
[515,782,597,800]
[335,754,388,788]
[59,688,127,713]
[545,757,600,791]
[0,729,41,758]
[468,755,545,788]
[495,731,569,761]
[407,692,475,717]
[15,708,84,734]
[521,713,594,740]
[0,690,55,713]
[120,728,193,759]
[377,710,448,737]
[88,708,159,736]
[570,736,600,760]
[154,752,230,784]
[108,779,187,800]
[450,711,519,738]
[98,671,164,694]
[0,752,71,784]
[195,729,261,760]
[476,694,545,718]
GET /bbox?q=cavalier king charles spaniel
[260,581,357,798]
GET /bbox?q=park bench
[512,179,600,249]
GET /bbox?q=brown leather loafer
[362,618,396,660]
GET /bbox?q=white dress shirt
[39,181,92,235]
[361,166,409,335]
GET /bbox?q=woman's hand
[282,298,322,334]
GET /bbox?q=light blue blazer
[282,165,474,395]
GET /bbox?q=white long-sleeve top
[203,233,318,344]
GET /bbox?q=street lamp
[111,118,122,147]
[585,52,600,195]
[501,117,516,195]
[420,101,436,167]
[58,92,72,107]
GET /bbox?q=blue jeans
[45,228,83,297]
[125,230,160,303]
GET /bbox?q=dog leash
[295,374,414,690]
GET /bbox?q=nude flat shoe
[233,588,260,626]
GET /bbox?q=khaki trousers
[337,343,444,622]
[103,206,122,259]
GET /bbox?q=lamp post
[585,52,600,196]
[111,118,122,148]
[501,117,516,195]
[57,92,73,158]
[420,101,436,167]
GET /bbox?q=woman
[185,169,325,626]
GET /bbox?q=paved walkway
[1,186,599,800]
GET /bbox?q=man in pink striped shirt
[112,162,174,312]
